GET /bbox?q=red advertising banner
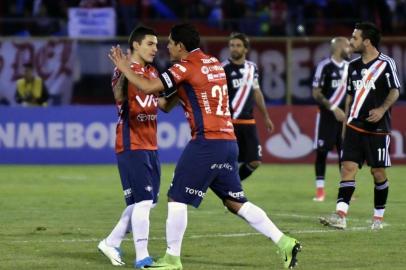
[256,105,406,164]
[0,39,77,105]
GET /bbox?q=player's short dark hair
[355,22,381,48]
[170,23,200,52]
[229,32,250,49]
[128,25,156,51]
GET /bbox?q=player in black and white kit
[222,32,274,181]
[312,37,351,202]
[320,22,400,230]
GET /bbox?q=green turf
[0,164,405,269]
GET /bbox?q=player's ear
[179,42,186,52]
[133,40,140,51]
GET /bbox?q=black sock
[337,180,355,205]
[374,179,389,210]
[315,150,327,178]
[239,163,256,181]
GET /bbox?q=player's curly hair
[128,25,156,52]
[229,32,250,49]
[355,22,381,48]
[170,23,200,52]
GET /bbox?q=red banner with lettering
[0,39,77,105]
[256,105,406,164]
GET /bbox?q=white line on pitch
[6,226,376,244]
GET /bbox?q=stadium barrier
[1,105,405,164]
[0,106,189,164]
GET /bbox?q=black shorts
[341,126,391,168]
[233,123,262,163]
[314,111,342,151]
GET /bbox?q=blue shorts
[168,139,247,208]
[116,150,161,205]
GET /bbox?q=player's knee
[135,199,154,208]
[370,168,386,181]
[340,162,358,179]
[224,199,243,214]
[248,161,261,169]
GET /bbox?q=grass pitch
[0,164,405,270]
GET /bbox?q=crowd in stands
[0,0,405,37]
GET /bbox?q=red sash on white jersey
[347,60,387,123]
[231,62,255,119]
[329,62,348,110]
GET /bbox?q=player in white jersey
[320,22,400,230]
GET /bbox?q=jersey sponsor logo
[207,72,226,81]
[331,79,343,88]
[201,57,218,64]
[202,65,224,75]
[185,187,206,198]
[162,72,173,88]
[174,63,187,72]
[137,114,157,122]
[135,95,158,107]
[201,66,209,74]
[352,80,376,91]
[228,191,245,199]
[232,78,244,88]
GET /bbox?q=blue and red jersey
[159,49,236,140]
[112,62,159,153]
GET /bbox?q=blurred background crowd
[0,0,405,37]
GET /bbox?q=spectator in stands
[15,63,49,106]
[117,0,138,35]
[269,0,287,36]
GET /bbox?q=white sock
[132,200,153,261]
[237,202,283,244]
[166,202,188,256]
[316,179,325,188]
[336,202,349,216]
[373,209,385,219]
[106,204,134,247]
